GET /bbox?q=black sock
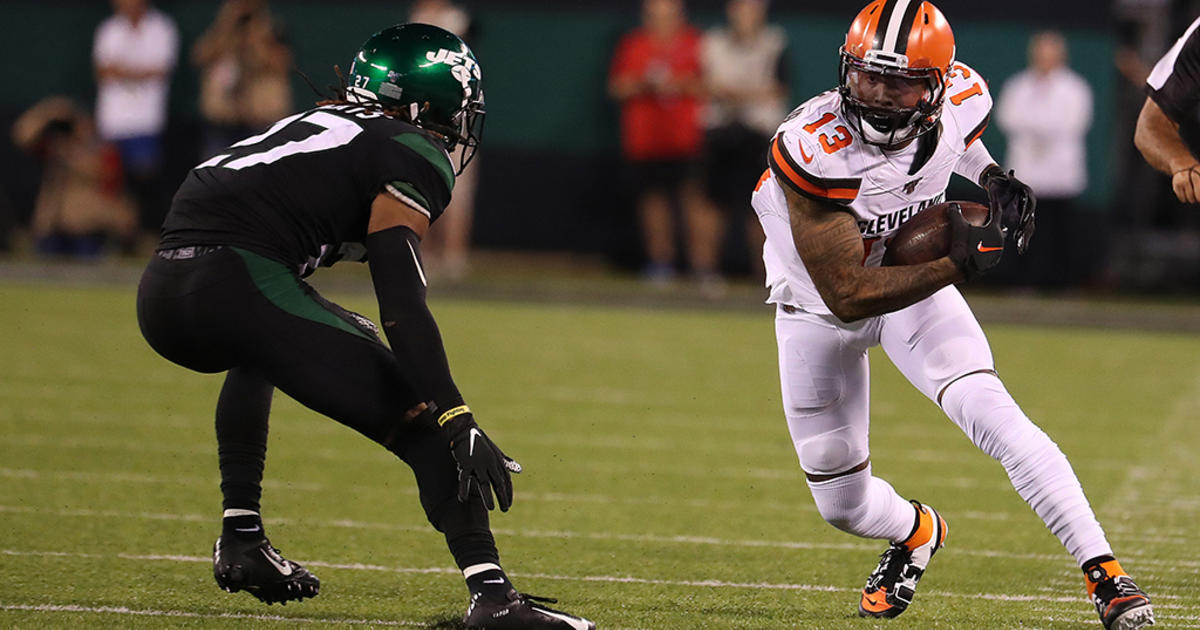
[465,567,513,600]
[222,512,265,542]
[216,368,272,514]
[1082,554,1118,583]
[1082,554,1116,571]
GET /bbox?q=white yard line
[0,603,426,626]
[1,503,1196,575]
[0,433,1019,491]
[0,467,1033,521]
[1097,368,1200,517]
[0,548,1188,607]
[0,601,653,630]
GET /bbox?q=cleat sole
[1112,606,1155,630]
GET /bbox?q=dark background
[0,0,1168,278]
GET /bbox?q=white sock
[807,465,916,542]
[941,373,1113,564]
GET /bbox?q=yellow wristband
[437,404,471,427]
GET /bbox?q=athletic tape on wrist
[437,404,471,427]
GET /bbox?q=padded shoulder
[388,131,455,193]
[942,61,993,149]
[769,92,863,206]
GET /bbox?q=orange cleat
[1085,558,1154,630]
[857,501,948,618]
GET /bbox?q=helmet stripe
[892,1,924,56]
[871,0,898,50]
[879,0,914,55]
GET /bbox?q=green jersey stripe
[231,248,377,342]
[390,133,455,192]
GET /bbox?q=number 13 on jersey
[802,112,853,154]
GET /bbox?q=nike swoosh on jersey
[798,142,814,164]
[976,241,1003,253]
[260,548,293,576]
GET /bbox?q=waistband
[156,245,225,260]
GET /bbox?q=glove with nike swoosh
[948,201,1004,281]
[982,165,1037,254]
[446,412,521,512]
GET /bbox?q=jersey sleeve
[377,131,455,222]
[1147,16,1200,125]
[767,128,862,206]
[944,62,993,149]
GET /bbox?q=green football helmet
[348,23,484,172]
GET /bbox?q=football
[881,200,991,266]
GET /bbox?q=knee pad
[794,425,869,476]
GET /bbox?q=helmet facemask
[838,48,947,149]
[419,89,485,175]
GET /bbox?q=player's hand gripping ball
[881,201,990,267]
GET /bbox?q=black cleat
[1086,559,1154,630]
[464,588,595,629]
[858,501,948,618]
[212,536,320,605]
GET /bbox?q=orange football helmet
[838,0,956,148]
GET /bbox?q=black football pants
[136,245,496,569]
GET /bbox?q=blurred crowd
[4,0,1200,293]
[7,0,482,280]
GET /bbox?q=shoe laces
[867,545,910,589]
[1097,576,1143,601]
[517,592,559,605]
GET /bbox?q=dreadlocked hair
[299,64,417,122]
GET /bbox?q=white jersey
[752,62,993,315]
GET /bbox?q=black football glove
[948,201,1004,281]
[447,414,521,512]
[982,165,1037,254]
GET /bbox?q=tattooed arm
[784,185,961,322]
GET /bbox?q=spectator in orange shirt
[610,0,721,292]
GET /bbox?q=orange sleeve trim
[964,114,989,149]
[768,134,860,204]
[753,168,771,192]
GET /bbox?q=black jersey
[162,104,455,276]
[1147,16,1200,149]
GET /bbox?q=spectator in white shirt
[696,0,788,290]
[93,0,178,240]
[408,0,478,282]
[996,31,1094,289]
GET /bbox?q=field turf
[1,279,1197,629]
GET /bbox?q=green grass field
[1,279,1198,629]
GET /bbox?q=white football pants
[775,286,1113,565]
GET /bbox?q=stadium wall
[0,1,1117,256]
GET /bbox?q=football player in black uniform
[1137,15,1200,204]
[137,24,595,630]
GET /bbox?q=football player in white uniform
[751,2,1154,628]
